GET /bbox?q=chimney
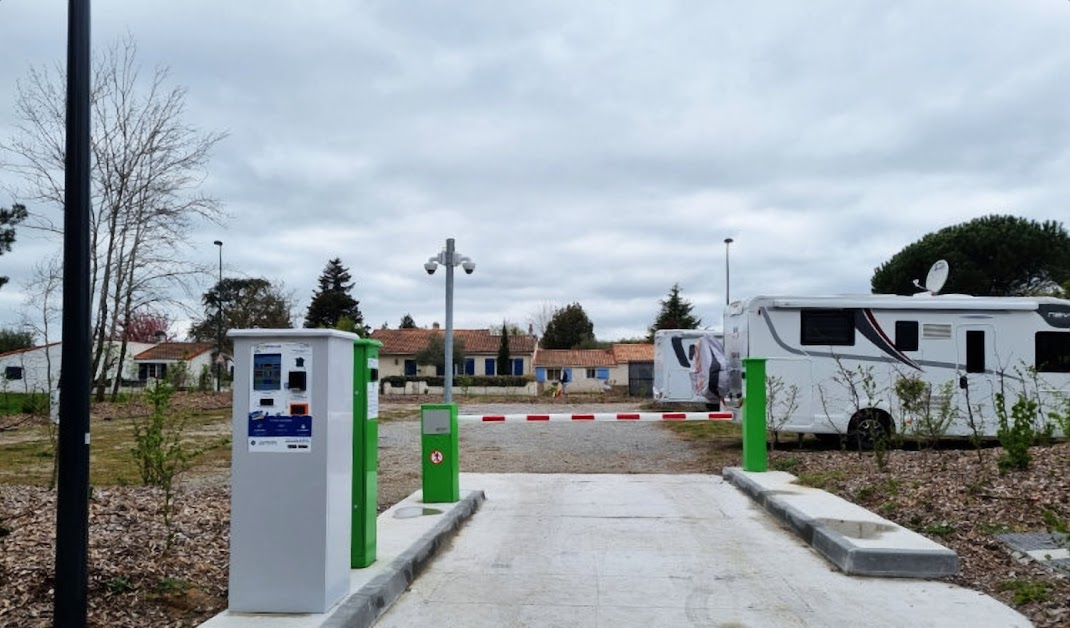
[432,322,440,330]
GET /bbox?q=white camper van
[652,329,728,409]
[723,293,1070,442]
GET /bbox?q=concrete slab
[200,490,484,628]
[377,473,1028,627]
[722,467,960,578]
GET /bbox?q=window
[895,321,919,352]
[485,358,496,375]
[404,359,417,376]
[4,366,23,380]
[512,358,524,376]
[138,362,168,381]
[1036,332,1070,373]
[546,368,562,381]
[965,330,985,373]
[800,309,855,346]
[464,358,475,376]
[434,364,444,376]
[586,368,597,379]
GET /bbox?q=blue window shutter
[465,358,475,375]
[404,359,417,376]
[485,358,495,375]
[564,368,572,381]
[596,368,609,380]
[535,367,546,382]
[513,358,523,375]
[435,364,444,376]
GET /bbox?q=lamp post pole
[443,238,455,403]
[55,0,92,624]
[425,238,474,404]
[724,237,734,306]
[214,240,223,392]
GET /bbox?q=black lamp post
[214,240,223,392]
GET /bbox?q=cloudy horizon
[2,1,1069,343]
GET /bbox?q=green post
[352,338,382,568]
[421,403,459,503]
[742,357,768,472]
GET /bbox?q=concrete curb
[723,467,959,578]
[322,490,487,628]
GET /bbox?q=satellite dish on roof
[913,259,949,295]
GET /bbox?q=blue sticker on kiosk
[248,413,312,453]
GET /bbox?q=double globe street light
[425,238,475,403]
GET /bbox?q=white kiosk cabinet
[227,329,356,613]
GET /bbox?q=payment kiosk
[227,329,357,613]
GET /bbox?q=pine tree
[304,258,365,331]
[648,283,701,339]
[496,322,512,375]
[0,203,28,291]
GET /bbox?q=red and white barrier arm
[458,411,734,423]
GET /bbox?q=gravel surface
[376,403,712,511]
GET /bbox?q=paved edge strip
[320,490,487,628]
[722,467,959,579]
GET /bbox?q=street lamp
[724,237,734,306]
[214,240,223,392]
[424,238,476,403]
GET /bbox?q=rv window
[895,321,919,352]
[4,366,23,380]
[965,330,985,373]
[1035,332,1070,373]
[800,309,855,346]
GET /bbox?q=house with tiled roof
[0,341,158,393]
[370,326,538,379]
[133,342,222,388]
[532,343,655,394]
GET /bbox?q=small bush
[107,576,134,594]
[995,393,1035,473]
[771,457,800,472]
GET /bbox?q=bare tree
[527,301,558,338]
[3,35,227,400]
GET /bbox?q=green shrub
[998,579,1050,605]
[995,393,1035,473]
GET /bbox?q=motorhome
[652,329,727,409]
[723,293,1070,442]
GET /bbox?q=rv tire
[848,410,892,451]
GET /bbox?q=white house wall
[0,341,156,393]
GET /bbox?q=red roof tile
[370,329,536,355]
[612,343,653,362]
[533,349,615,367]
[134,342,215,361]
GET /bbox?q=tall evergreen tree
[496,322,512,375]
[648,283,702,339]
[0,203,28,291]
[304,258,365,331]
[399,313,417,329]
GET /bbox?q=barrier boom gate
[458,411,733,422]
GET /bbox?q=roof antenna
[914,260,949,295]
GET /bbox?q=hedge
[381,375,532,388]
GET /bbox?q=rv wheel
[848,410,892,451]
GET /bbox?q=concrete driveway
[376,473,1029,628]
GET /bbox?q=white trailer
[723,293,1070,442]
[652,329,727,408]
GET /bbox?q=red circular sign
[430,450,444,465]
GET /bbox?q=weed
[976,522,1013,535]
[854,484,876,501]
[771,457,800,472]
[794,470,846,490]
[998,579,1050,606]
[923,521,956,537]
[107,576,134,594]
[155,577,191,596]
[877,500,899,515]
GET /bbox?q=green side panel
[742,358,768,472]
[421,403,460,503]
[352,338,383,568]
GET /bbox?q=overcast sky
[2,1,1069,342]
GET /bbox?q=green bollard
[421,403,459,503]
[352,338,382,568]
[742,357,768,472]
